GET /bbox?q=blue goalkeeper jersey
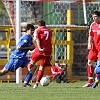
[10,33,34,59]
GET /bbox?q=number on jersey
[44,31,49,40]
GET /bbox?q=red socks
[36,70,44,83]
[87,65,94,83]
[27,62,34,70]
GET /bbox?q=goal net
[1,0,100,81]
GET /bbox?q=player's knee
[30,60,35,65]
[55,78,61,83]
[30,65,37,74]
[39,65,44,71]
[88,60,94,66]
[0,68,9,76]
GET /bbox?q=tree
[0,1,8,16]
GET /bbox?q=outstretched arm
[17,44,35,50]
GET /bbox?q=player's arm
[17,44,35,50]
[51,67,61,75]
[51,67,58,75]
[36,38,46,52]
[88,24,94,50]
[88,35,93,50]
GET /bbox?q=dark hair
[55,60,59,63]
[37,20,45,26]
[93,11,100,17]
[26,24,35,31]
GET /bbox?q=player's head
[26,24,35,31]
[37,20,45,27]
[92,11,100,23]
[93,11,100,17]
[26,24,35,35]
[55,60,60,66]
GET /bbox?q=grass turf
[0,81,100,100]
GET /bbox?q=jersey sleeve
[51,67,59,75]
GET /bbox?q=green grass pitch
[0,81,100,100]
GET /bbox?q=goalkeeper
[51,60,68,83]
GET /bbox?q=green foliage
[0,81,100,100]
[0,1,8,16]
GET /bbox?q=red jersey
[89,22,100,47]
[51,65,64,78]
[34,26,52,56]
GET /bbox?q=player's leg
[22,58,37,87]
[0,57,23,76]
[33,65,45,88]
[0,67,9,76]
[95,61,100,74]
[92,52,100,88]
[33,55,51,88]
[0,58,17,76]
[87,61,94,83]
[23,66,37,87]
[27,59,36,71]
[23,53,40,87]
[14,57,35,87]
[55,74,62,83]
[82,60,94,87]
[92,73,100,88]
[61,74,68,83]
[27,52,40,71]
[83,49,97,87]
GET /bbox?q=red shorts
[88,45,100,60]
[31,52,51,67]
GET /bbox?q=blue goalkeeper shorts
[4,57,30,72]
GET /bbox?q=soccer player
[0,24,35,85]
[23,20,52,88]
[51,60,68,83]
[83,11,100,87]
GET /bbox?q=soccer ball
[40,77,50,86]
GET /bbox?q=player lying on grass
[0,24,36,82]
[51,60,68,83]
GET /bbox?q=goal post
[15,0,22,83]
